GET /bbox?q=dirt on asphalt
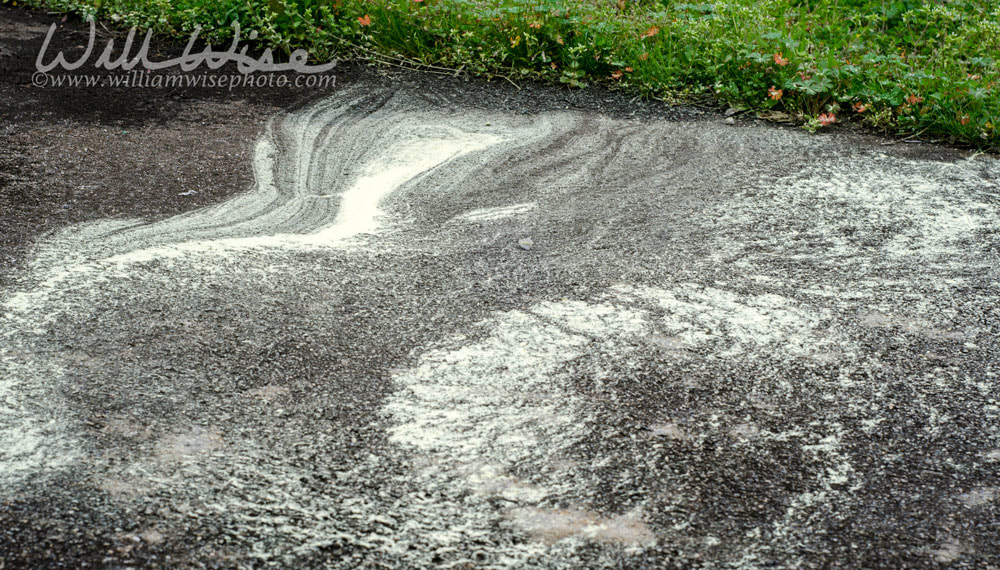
[2,6,999,570]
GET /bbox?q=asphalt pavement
[2,8,999,568]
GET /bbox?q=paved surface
[2,8,1000,569]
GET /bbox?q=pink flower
[818,113,836,127]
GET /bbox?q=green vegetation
[7,0,999,150]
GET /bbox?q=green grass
[8,0,999,150]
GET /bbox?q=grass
[6,0,999,150]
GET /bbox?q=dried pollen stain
[730,422,761,439]
[100,417,154,440]
[645,333,689,353]
[154,426,224,463]
[94,476,150,498]
[245,383,291,402]
[58,349,102,369]
[507,507,657,546]
[958,487,998,508]
[139,529,166,544]
[931,540,966,563]
[647,421,686,440]
[856,311,968,341]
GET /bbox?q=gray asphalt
[2,23,1000,569]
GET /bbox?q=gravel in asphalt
[1,7,999,569]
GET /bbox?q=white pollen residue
[710,154,1000,270]
[383,299,660,562]
[614,283,852,359]
[2,83,997,567]
[452,202,538,223]
[0,88,507,490]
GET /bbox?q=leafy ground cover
[7,0,999,150]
